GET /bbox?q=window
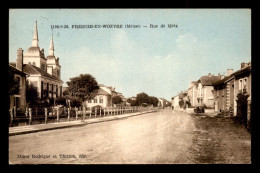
[14,76,21,95]
[15,97,20,108]
[94,98,97,103]
[239,79,243,91]
[41,63,45,70]
[239,78,247,92]
[243,78,247,90]
[99,97,103,103]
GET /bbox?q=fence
[9,106,154,127]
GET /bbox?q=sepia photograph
[8,9,251,164]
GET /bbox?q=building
[233,62,251,122]
[10,21,63,105]
[213,62,251,126]
[213,70,234,113]
[196,73,221,108]
[158,98,168,108]
[171,95,180,110]
[86,84,117,108]
[187,81,198,107]
[9,59,29,110]
[179,91,190,108]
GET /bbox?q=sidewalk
[9,110,156,136]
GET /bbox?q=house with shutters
[9,21,63,105]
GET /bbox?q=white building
[86,84,118,108]
[10,21,63,105]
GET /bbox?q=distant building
[86,84,118,108]
[187,81,198,107]
[171,95,180,110]
[158,98,168,108]
[196,73,221,108]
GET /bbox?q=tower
[46,31,61,79]
[32,21,39,47]
[23,21,46,70]
[49,30,54,56]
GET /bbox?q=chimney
[226,69,234,76]
[16,48,23,71]
[208,73,212,77]
[241,62,245,69]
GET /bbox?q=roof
[23,64,62,82]
[24,47,45,58]
[213,65,251,86]
[232,65,251,77]
[9,65,28,76]
[213,75,233,86]
[9,62,16,67]
[96,88,110,95]
[198,75,221,86]
[159,98,168,102]
[178,91,188,99]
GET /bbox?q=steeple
[48,29,54,56]
[32,20,39,47]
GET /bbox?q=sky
[9,9,251,101]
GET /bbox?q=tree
[26,80,39,106]
[147,96,159,107]
[8,67,20,95]
[112,95,123,104]
[136,92,149,106]
[66,74,99,108]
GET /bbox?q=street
[9,109,251,164]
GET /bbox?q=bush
[55,97,67,106]
[71,98,82,107]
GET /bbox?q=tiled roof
[9,64,28,76]
[23,64,62,82]
[213,75,233,86]
[199,75,221,86]
[213,65,251,86]
[9,62,16,67]
[232,65,251,76]
[96,88,110,95]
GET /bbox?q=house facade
[213,69,235,113]
[158,98,168,108]
[172,95,180,110]
[196,73,221,108]
[9,60,28,110]
[187,81,198,107]
[233,62,251,122]
[86,84,117,108]
[10,21,63,105]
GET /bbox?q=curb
[9,110,156,136]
